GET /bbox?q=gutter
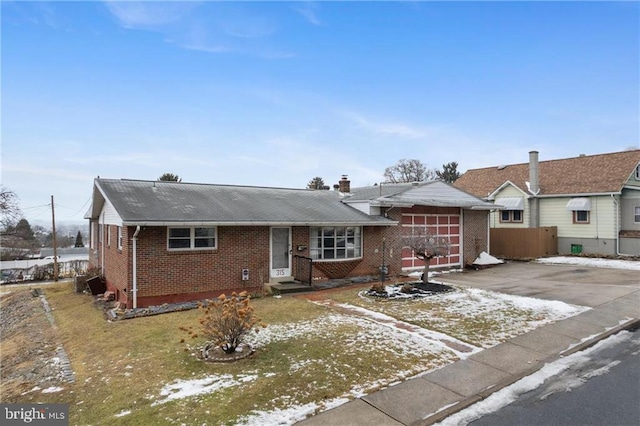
[131,226,141,309]
[121,220,397,227]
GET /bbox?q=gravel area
[0,289,73,401]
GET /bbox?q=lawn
[2,280,586,425]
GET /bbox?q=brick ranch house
[86,177,496,308]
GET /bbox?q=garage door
[401,212,461,270]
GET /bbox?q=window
[310,226,361,260]
[107,225,111,247]
[635,165,640,180]
[574,210,590,224]
[635,206,640,223]
[117,227,123,250]
[500,210,523,223]
[168,227,216,250]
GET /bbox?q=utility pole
[51,195,59,282]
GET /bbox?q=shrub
[182,291,265,354]
[370,282,386,294]
[400,283,415,294]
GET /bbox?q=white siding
[99,200,123,226]
[490,186,529,228]
[539,195,617,239]
[347,201,374,215]
[620,189,640,230]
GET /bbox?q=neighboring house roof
[454,150,640,198]
[345,180,497,210]
[88,179,395,226]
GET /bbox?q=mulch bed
[366,281,455,299]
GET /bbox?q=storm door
[270,227,291,279]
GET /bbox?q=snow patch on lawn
[152,374,259,406]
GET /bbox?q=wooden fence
[490,227,558,259]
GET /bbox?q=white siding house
[455,150,640,256]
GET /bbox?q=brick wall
[92,210,488,307]
[132,226,267,307]
[102,225,129,304]
[462,209,489,266]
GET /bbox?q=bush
[182,291,265,354]
[400,283,415,294]
[370,282,386,294]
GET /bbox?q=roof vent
[497,165,507,170]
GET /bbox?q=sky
[2,1,639,225]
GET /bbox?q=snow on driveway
[537,256,640,270]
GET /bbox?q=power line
[21,203,51,210]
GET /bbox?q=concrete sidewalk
[296,266,640,426]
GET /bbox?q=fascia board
[487,181,528,200]
[122,220,399,227]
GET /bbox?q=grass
[319,283,564,347]
[2,280,582,425]
[6,283,452,425]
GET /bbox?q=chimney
[528,151,540,228]
[338,175,351,193]
[529,151,539,194]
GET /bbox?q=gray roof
[346,180,497,210]
[89,179,395,226]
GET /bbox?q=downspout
[612,194,620,255]
[100,221,105,276]
[611,194,632,256]
[132,226,141,309]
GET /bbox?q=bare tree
[0,186,20,233]
[402,227,450,283]
[384,159,437,183]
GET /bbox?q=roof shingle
[92,179,394,226]
[454,150,640,198]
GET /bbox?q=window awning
[566,197,591,211]
[495,197,524,210]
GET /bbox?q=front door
[270,227,291,279]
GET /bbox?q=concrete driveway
[439,261,640,308]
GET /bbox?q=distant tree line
[0,186,88,260]
[306,159,462,190]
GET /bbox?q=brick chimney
[338,175,351,193]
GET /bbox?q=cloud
[294,2,322,26]
[339,110,428,139]
[103,1,291,57]
[104,1,198,29]
[2,165,94,182]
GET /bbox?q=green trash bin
[571,244,582,254]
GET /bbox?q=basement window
[168,227,217,250]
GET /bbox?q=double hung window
[168,227,216,250]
